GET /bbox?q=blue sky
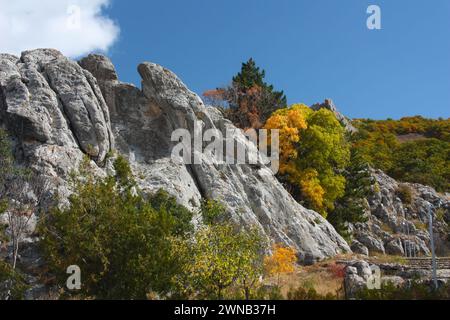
[103,0,449,120]
[2,0,448,119]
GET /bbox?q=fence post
[428,206,438,290]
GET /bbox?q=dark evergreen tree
[232,58,266,89]
[328,149,374,240]
[223,58,287,129]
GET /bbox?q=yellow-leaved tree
[264,244,297,285]
[264,105,350,217]
[264,104,310,175]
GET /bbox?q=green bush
[0,260,29,300]
[287,286,339,300]
[328,149,372,239]
[39,155,267,300]
[39,157,193,299]
[200,199,227,226]
[396,184,413,205]
[356,281,450,300]
[172,203,268,300]
[177,220,267,300]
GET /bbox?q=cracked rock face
[351,170,449,257]
[1,50,351,266]
[0,49,113,163]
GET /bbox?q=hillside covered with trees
[1,51,448,300]
[205,58,449,238]
[352,117,449,192]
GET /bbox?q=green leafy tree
[235,228,267,300]
[177,202,267,300]
[352,117,450,192]
[296,109,350,215]
[265,106,350,216]
[180,223,266,300]
[352,130,399,172]
[390,139,449,192]
[149,189,194,237]
[0,260,29,300]
[39,156,193,299]
[0,128,31,300]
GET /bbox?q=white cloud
[0,0,119,58]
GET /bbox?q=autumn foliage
[353,116,450,192]
[204,58,286,130]
[327,263,346,279]
[264,244,297,277]
[264,104,350,216]
[264,104,308,172]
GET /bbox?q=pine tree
[232,58,266,89]
[328,149,373,239]
[224,58,287,129]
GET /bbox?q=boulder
[356,233,386,255]
[351,240,369,256]
[344,266,367,298]
[355,169,449,257]
[385,238,405,256]
[381,276,405,287]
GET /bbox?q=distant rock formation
[312,99,357,133]
[350,170,449,257]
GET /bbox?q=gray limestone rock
[0,49,113,162]
[356,233,386,255]
[353,169,449,257]
[1,50,351,267]
[311,99,357,133]
[385,238,405,256]
[351,240,369,256]
[134,61,351,263]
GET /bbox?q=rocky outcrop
[342,258,450,298]
[0,50,113,162]
[344,260,376,298]
[80,54,350,263]
[0,50,351,268]
[311,99,357,133]
[0,50,113,216]
[80,55,203,213]
[350,240,369,256]
[351,170,449,258]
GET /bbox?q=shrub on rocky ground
[287,286,339,300]
[396,184,413,205]
[356,281,450,300]
[0,260,29,300]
